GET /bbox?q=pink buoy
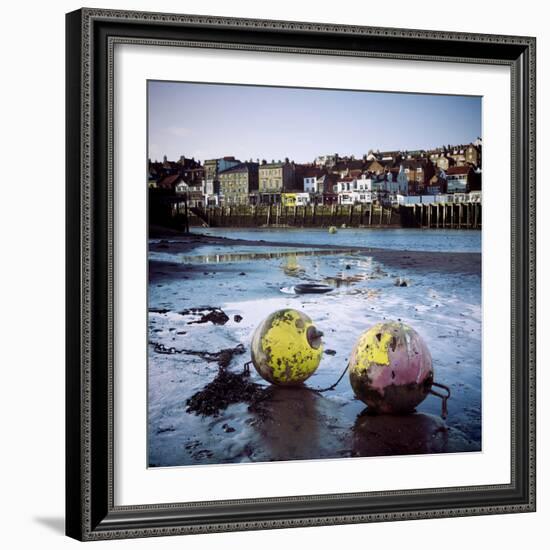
[349,321,449,415]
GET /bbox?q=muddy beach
[148,228,481,467]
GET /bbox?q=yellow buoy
[251,309,323,385]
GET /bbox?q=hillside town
[148,140,482,210]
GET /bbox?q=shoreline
[149,229,481,275]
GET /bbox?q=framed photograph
[66,8,536,541]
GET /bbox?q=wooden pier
[187,203,401,229]
[149,189,481,231]
[400,202,481,230]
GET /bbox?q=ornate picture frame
[66,8,536,541]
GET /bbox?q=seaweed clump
[186,369,265,417]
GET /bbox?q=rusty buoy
[349,321,449,415]
[251,309,324,385]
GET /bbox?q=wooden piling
[191,202,477,231]
[184,196,189,233]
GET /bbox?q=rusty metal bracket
[429,381,451,419]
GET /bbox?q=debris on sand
[325,349,337,356]
[156,426,175,434]
[154,340,255,416]
[373,265,388,277]
[394,277,409,287]
[186,369,265,417]
[201,344,246,369]
[179,306,230,325]
[324,274,365,287]
[233,314,243,323]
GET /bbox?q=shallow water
[191,226,482,253]
[148,229,482,468]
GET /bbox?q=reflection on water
[282,254,305,278]
[352,411,449,456]
[249,386,349,461]
[178,248,360,264]
[250,390,453,461]
[250,386,321,461]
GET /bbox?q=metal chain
[150,341,187,354]
[308,362,350,393]
[151,341,449,418]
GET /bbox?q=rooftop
[446,166,472,175]
[219,162,259,175]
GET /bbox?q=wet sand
[150,231,481,274]
[148,230,482,467]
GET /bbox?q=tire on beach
[293,283,333,295]
[251,309,324,385]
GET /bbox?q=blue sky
[148,81,481,163]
